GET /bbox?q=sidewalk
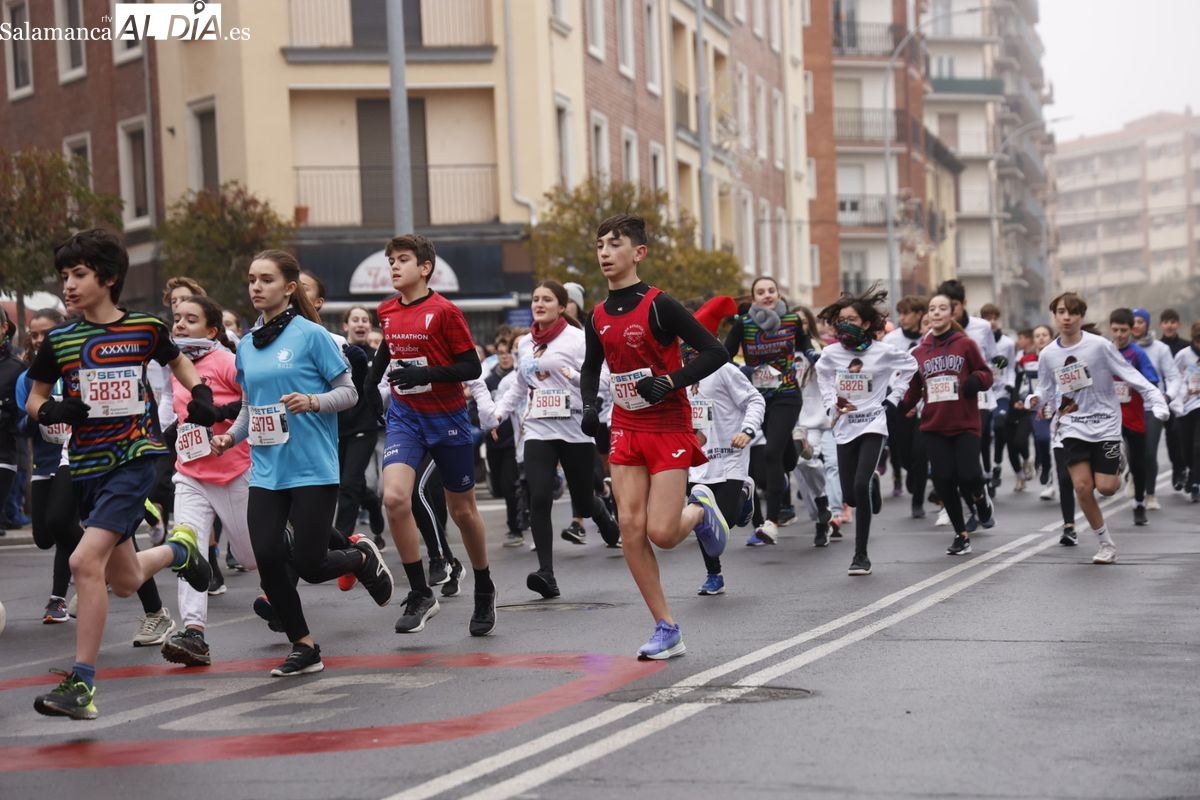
[0,526,34,547]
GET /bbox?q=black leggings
[485,445,520,535]
[334,432,379,537]
[414,453,453,560]
[1054,447,1076,526]
[924,431,986,536]
[1006,411,1031,474]
[979,410,994,472]
[688,479,744,576]
[1181,409,1200,489]
[886,406,928,501]
[749,393,800,522]
[1122,428,1147,503]
[524,439,596,573]
[836,433,886,561]
[248,484,358,642]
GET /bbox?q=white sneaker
[66,593,78,618]
[1014,476,1026,492]
[1092,543,1117,565]
[1146,495,1160,510]
[1124,476,1135,498]
[1039,485,1057,501]
[934,508,951,527]
[132,608,176,647]
[1022,460,1034,481]
[757,519,780,544]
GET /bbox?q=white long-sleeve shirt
[1031,331,1168,443]
[688,363,765,484]
[1142,337,1183,401]
[1171,346,1200,417]
[494,326,591,445]
[990,332,1017,403]
[965,315,996,364]
[816,341,917,445]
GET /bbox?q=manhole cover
[498,602,619,612]
[604,685,812,704]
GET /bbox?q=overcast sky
[1038,0,1200,142]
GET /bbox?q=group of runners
[6,213,1200,722]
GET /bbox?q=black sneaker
[441,558,464,597]
[869,474,882,514]
[429,556,450,586]
[353,535,394,607]
[252,595,285,633]
[373,532,386,550]
[777,505,797,526]
[527,570,560,598]
[207,551,226,596]
[561,521,587,545]
[848,557,872,576]
[161,628,212,667]
[225,544,247,572]
[911,499,926,519]
[965,510,979,533]
[469,590,497,636]
[270,643,324,677]
[813,526,829,547]
[976,493,995,529]
[946,534,972,556]
[991,465,1002,489]
[1060,525,1078,547]
[1133,505,1148,526]
[829,520,843,539]
[394,590,439,633]
[33,670,98,719]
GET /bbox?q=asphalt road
[1,468,1197,800]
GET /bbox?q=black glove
[185,383,220,427]
[343,343,368,391]
[388,361,432,390]
[38,397,90,427]
[580,404,600,437]
[635,375,674,405]
[991,355,1009,371]
[216,400,243,421]
[963,374,983,398]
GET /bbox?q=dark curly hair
[817,283,890,335]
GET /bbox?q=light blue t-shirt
[235,316,347,490]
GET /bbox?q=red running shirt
[377,291,475,415]
[590,286,691,433]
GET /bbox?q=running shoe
[1014,476,1026,492]
[1124,475,1135,498]
[132,609,176,647]
[1146,494,1160,511]
[469,589,497,636]
[911,499,926,519]
[1191,486,1199,504]
[637,620,685,660]
[503,531,525,548]
[777,504,796,527]
[689,485,729,557]
[167,525,212,593]
[442,558,464,597]
[1022,460,1034,482]
[252,595,285,633]
[756,519,779,545]
[373,532,386,551]
[429,556,450,586]
[43,597,69,624]
[745,530,767,547]
[977,494,995,529]
[991,465,1002,489]
[527,570,560,599]
[161,628,211,667]
[225,544,247,572]
[1133,505,1148,527]
[737,480,754,527]
[829,520,843,539]
[67,593,78,618]
[891,481,904,498]
[946,534,972,556]
[813,525,829,547]
[1040,485,1057,501]
[935,508,951,527]
[144,500,166,546]
[869,474,882,514]
[697,574,725,595]
[1092,543,1117,565]
[353,534,394,606]
[394,590,439,633]
[561,521,587,545]
[596,512,622,548]
[270,643,324,677]
[965,510,979,533]
[1060,525,1078,547]
[33,670,97,720]
[847,557,872,576]
[340,532,363,590]
[207,560,226,596]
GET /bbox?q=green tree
[0,147,122,335]
[528,176,743,310]
[157,181,294,315]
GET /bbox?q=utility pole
[387,1,414,233]
[695,1,713,249]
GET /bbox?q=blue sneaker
[698,574,725,596]
[746,531,767,547]
[689,485,729,557]
[637,619,686,660]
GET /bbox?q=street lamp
[883,5,984,306]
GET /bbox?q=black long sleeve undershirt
[368,340,482,387]
[580,282,728,409]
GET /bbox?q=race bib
[1187,367,1200,395]
[248,403,290,446]
[691,398,714,431]
[79,367,142,417]
[1053,362,1093,393]
[977,391,996,410]
[390,356,431,395]
[176,422,213,463]
[529,388,571,419]
[38,422,71,444]
[751,365,782,390]
[835,370,872,400]
[610,368,653,411]
[1114,381,1132,404]
[926,375,959,404]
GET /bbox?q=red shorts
[608,428,707,474]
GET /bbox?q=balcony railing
[1005,73,1043,120]
[838,194,893,226]
[294,164,498,228]
[832,21,902,57]
[930,77,1005,97]
[834,108,902,142]
[288,0,492,50]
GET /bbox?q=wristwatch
[741,426,756,438]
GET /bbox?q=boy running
[28,229,218,719]
[579,214,730,660]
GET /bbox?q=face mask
[174,336,220,362]
[837,321,871,352]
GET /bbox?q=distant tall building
[1051,111,1200,314]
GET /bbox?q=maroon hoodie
[898,329,993,436]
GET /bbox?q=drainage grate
[497,602,619,613]
[603,685,812,704]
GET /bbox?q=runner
[210,249,393,677]
[1108,308,1161,526]
[897,293,994,556]
[1005,328,1036,492]
[792,305,837,545]
[1158,309,1190,490]
[578,213,730,659]
[333,305,386,543]
[881,295,929,518]
[1171,321,1200,503]
[1130,307,1182,510]
[980,303,1016,492]
[816,285,918,576]
[1027,293,1168,564]
[28,229,220,719]
[1028,324,1057,500]
[482,337,521,545]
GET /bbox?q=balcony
[832,21,903,57]
[287,0,494,62]
[837,194,894,226]
[1012,135,1047,182]
[834,108,908,143]
[674,81,694,133]
[1000,8,1044,65]
[1004,73,1043,121]
[294,164,498,228]
[930,77,1005,97]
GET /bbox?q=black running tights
[524,439,596,573]
[836,433,886,560]
[924,432,986,536]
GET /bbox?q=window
[772,89,785,168]
[737,65,751,149]
[802,0,811,25]
[649,142,666,196]
[755,78,767,159]
[56,0,86,83]
[804,71,813,113]
[644,0,661,94]
[190,101,219,191]
[617,0,635,77]
[590,112,610,180]
[118,116,151,227]
[934,56,955,78]
[759,199,772,277]
[586,0,604,60]
[550,0,569,28]
[841,250,867,295]
[555,97,573,186]
[734,0,746,22]
[789,0,804,54]
[5,1,32,98]
[753,0,765,38]
[769,0,781,52]
[113,0,144,64]
[63,133,92,188]
[622,128,639,183]
[807,157,817,198]
[776,208,789,283]
[741,191,756,272]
